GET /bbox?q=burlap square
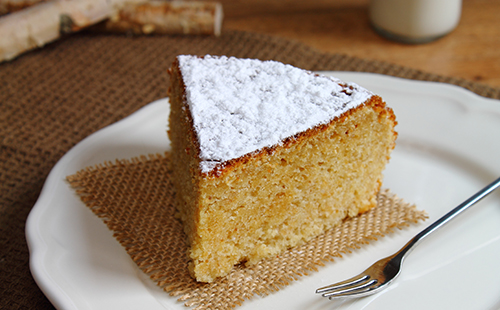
[67,152,427,310]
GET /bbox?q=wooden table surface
[221,0,500,88]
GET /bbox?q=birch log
[0,0,47,16]
[98,1,223,36]
[0,0,223,63]
[0,0,113,61]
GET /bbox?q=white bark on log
[0,0,223,62]
[0,0,113,61]
[0,0,47,16]
[99,1,223,36]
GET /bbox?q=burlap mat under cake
[66,152,427,310]
[2,29,500,309]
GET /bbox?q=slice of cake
[167,55,397,283]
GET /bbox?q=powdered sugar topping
[177,55,373,173]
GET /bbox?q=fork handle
[394,176,500,261]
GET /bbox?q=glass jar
[369,0,462,44]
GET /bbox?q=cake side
[167,60,202,248]
[188,96,396,282]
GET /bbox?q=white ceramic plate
[26,72,500,310]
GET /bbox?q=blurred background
[1,0,498,86]
[220,0,499,87]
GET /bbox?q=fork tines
[316,275,378,299]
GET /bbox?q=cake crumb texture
[168,55,397,282]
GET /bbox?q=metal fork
[316,176,500,299]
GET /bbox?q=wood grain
[221,0,500,88]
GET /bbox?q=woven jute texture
[66,153,427,310]
[1,29,500,310]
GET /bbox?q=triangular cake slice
[167,55,397,282]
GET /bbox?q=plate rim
[25,71,500,310]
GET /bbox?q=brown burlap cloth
[1,29,499,310]
[66,153,426,310]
